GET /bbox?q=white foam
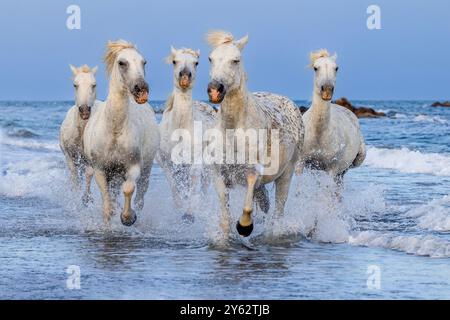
[263,171,386,244]
[413,114,448,124]
[407,195,450,232]
[349,231,450,258]
[0,156,66,197]
[392,113,407,119]
[365,147,450,176]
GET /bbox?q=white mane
[206,30,234,48]
[104,39,136,75]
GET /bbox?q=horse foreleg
[214,173,230,238]
[236,171,258,237]
[121,164,140,227]
[94,170,112,225]
[333,171,346,202]
[182,166,202,223]
[274,164,295,218]
[294,160,304,176]
[65,153,80,190]
[82,166,94,206]
[134,164,151,212]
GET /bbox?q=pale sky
[0,0,449,100]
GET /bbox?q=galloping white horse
[206,31,304,238]
[302,49,366,185]
[84,40,160,226]
[159,47,216,221]
[60,64,100,204]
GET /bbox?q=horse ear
[235,35,249,50]
[196,50,201,58]
[165,46,176,64]
[91,66,98,75]
[69,64,78,75]
[331,53,338,61]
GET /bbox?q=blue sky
[0,0,449,100]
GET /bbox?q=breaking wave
[365,147,450,177]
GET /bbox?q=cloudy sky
[0,0,448,100]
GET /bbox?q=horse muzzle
[179,75,192,90]
[132,80,149,104]
[179,68,192,90]
[78,105,92,120]
[321,85,334,101]
[208,80,226,104]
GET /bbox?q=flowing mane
[309,49,330,67]
[206,30,234,48]
[165,47,200,64]
[78,64,93,73]
[104,40,136,75]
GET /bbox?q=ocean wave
[7,129,40,138]
[413,115,448,124]
[407,195,450,232]
[0,131,59,151]
[349,231,450,258]
[365,147,450,176]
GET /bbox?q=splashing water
[1,100,450,299]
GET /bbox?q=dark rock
[334,97,386,118]
[431,101,450,107]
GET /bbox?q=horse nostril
[218,83,225,93]
[134,84,140,92]
[321,85,325,92]
[188,72,192,78]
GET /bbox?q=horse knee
[123,181,135,195]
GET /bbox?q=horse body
[60,64,99,204]
[302,49,365,183]
[83,40,160,226]
[158,47,216,219]
[206,31,304,238]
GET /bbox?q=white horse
[302,49,366,185]
[158,46,216,222]
[206,31,304,238]
[60,64,100,204]
[83,40,160,226]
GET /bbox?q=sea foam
[365,147,450,177]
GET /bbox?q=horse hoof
[236,221,254,237]
[181,213,195,224]
[121,210,137,226]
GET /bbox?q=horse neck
[310,89,331,132]
[76,116,88,137]
[169,87,194,130]
[219,81,252,130]
[105,72,130,135]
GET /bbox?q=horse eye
[314,67,318,72]
[208,57,212,63]
[335,67,339,72]
[118,60,127,67]
[73,84,78,89]
[195,62,199,66]
[143,60,147,66]
[92,84,97,88]
[233,60,240,64]
[172,60,176,65]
